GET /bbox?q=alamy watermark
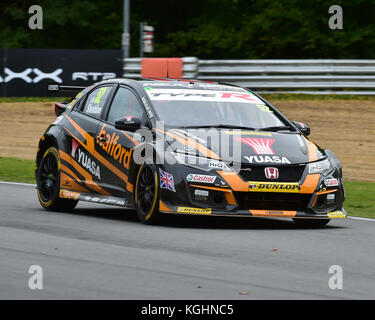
[28,5,43,30]
[28,265,43,290]
[328,265,343,290]
[328,5,343,30]
[105,121,244,172]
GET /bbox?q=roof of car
[97,78,247,92]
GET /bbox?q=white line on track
[348,216,375,222]
[0,181,374,221]
[0,181,35,187]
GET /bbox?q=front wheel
[135,163,160,224]
[36,146,78,212]
[293,218,331,227]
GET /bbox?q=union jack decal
[236,138,275,155]
[159,168,176,192]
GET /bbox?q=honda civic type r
[36,78,346,226]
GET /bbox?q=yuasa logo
[236,138,275,155]
[265,167,279,179]
[244,155,291,164]
[0,68,63,83]
[76,149,101,180]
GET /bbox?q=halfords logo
[248,181,300,193]
[97,125,132,170]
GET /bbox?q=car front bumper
[159,201,347,219]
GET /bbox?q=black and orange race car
[36,78,346,226]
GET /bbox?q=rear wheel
[36,147,78,211]
[135,163,160,224]
[293,218,330,227]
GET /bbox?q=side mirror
[293,121,311,136]
[115,116,141,132]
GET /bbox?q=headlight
[171,152,232,172]
[308,159,333,175]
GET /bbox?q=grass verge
[0,157,373,219]
[0,97,69,103]
[343,181,375,219]
[0,157,35,184]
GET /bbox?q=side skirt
[59,189,134,208]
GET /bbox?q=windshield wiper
[176,124,256,130]
[258,125,294,132]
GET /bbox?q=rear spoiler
[48,83,86,93]
[48,83,87,117]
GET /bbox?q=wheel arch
[131,141,160,202]
[36,126,66,175]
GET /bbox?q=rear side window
[82,86,111,117]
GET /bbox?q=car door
[95,85,149,202]
[61,84,114,195]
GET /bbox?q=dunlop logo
[177,207,212,215]
[248,181,300,193]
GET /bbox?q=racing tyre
[135,163,160,224]
[293,218,331,227]
[36,147,78,212]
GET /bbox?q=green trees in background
[1,0,374,58]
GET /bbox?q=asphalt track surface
[0,182,374,300]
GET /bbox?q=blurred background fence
[3,49,375,96]
[124,58,375,95]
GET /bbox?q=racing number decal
[94,87,108,104]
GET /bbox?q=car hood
[164,128,326,165]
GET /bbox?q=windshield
[146,88,286,129]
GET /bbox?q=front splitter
[159,202,347,219]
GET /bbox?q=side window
[107,87,146,125]
[82,86,111,117]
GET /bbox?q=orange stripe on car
[59,150,111,196]
[159,201,173,212]
[299,174,320,194]
[155,128,221,160]
[189,184,231,192]
[120,131,139,146]
[249,210,297,217]
[61,163,82,183]
[224,192,237,205]
[303,136,318,162]
[217,171,249,191]
[64,114,94,151]
[63,125,134,193]
[316,189,338,195]
[60,171,89,193]
[170,129,221,160]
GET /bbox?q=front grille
[235,192,311,211]
[239,164,305,182]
